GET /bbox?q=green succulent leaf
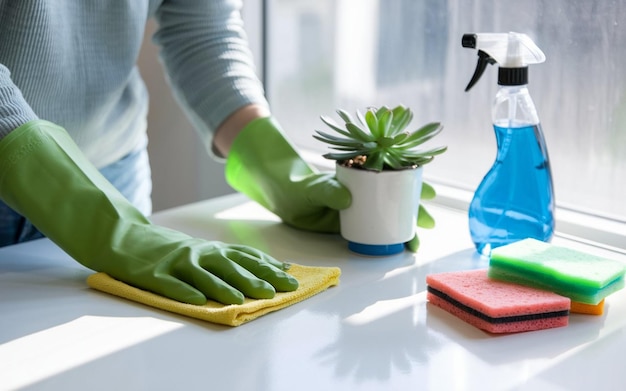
[408,156,435,166]
[417,204,436,229]
[356,109,369,128]
[320,116,353,138]
[399,122,443,148]
[383,152,405,170]
[421,181,436,200]
[313,130,362,145]
[391,132,409,144]
[363,151,385,171]
[376,136,397,148]
[405,233,419,252]
[377,109,393,137]
[390,105,412,135]
[336,109,355,124]
[375,106,391,117]
[323,151,363,161]
[346,123,373,142]
[402,146,448,159]
[364,109,379,137]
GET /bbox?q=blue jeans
[0,142,152,247]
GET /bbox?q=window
[264,0,626,250]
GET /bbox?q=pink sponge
[427,269,570,333]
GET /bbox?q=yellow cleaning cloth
[87,264,341,326]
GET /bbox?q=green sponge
[489,238,625,305]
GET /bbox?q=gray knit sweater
[0,0,268,167]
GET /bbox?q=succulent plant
[314,105,447,172]
[314,104,447,252]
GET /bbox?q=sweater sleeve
[152,0,269,150]
[0,64,38,140]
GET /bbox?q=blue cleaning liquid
[468,123,555,256]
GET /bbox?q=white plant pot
[335,163,424,256]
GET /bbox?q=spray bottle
[463,32,554,256]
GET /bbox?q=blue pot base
[348,241,405,256]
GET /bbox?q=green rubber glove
[225,117,351,233]
[0,120,298,305]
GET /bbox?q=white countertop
[1,193,625,391]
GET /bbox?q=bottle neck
[498,67,528,86]
[493,83,538,126]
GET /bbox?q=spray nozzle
[463,32,545,91]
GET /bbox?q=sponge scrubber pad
[427,269,570,333]
[489,238,625,305]
[571,299,604,315]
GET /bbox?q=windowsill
[302,149,626,255]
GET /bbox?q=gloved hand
[225,117,351,233]
[0,120,298,305]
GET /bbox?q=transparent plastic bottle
[463,32,555,256]
[468,84,554,256]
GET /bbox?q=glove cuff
[227,116,289,158]
[0,120,149,263]
[225,116,315,194]
[0,120,62,202]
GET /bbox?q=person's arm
[0,64,298,305]
[152,3,422,250]
[213,104,270,158]
[0,64,38,139]
[153,1,351,233]
[152,1,269,156]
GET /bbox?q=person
[0,1,351,305]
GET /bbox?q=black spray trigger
[465,50,496,92]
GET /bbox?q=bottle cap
[463,32,544,91]
[498,67,528,86]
